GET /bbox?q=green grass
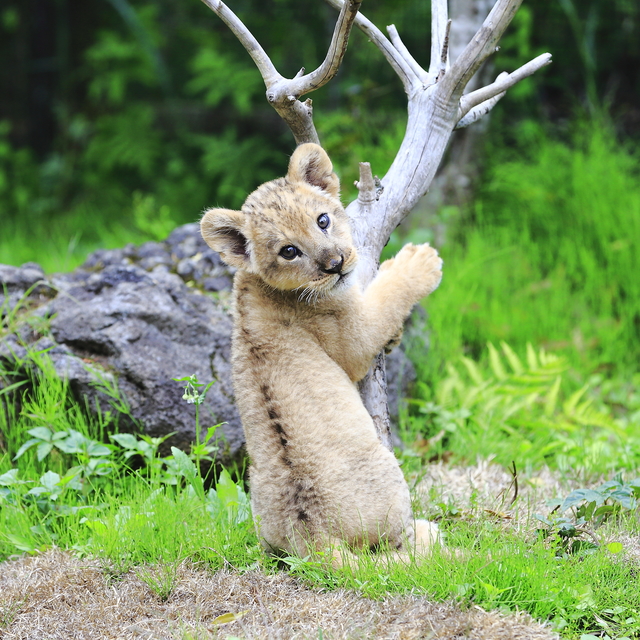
[398,341,640,475]
[2,348,640,638]
[391,122,640,477]
[0,193,187,273]
[2,121,640,638]
[417,123,640,379]
[290,519,640,639]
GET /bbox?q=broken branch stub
[201,0,551,448]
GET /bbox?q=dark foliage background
[1,1,638,262]
[1,0,639,379]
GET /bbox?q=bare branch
[324,0,418,94]
[201,0,364,145]
[455,90,506,129]
[387,25,429,85]
[272,98,319,145]
[355,162,377,206]
[442,0,524,102]
[199,0,280,84]
[428,0,449,79]
[286,0,362,97]
[458,53,553,118]
[436,19,452,81]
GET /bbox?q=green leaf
[563,384,589,415]
[609,489,635,510]
[36,441,53,461]
[500,341,523,374]
[86,441,112,458]
[27,426,53,441]
[0,469,21,486]
[460,356,484,385]
[488,342,507,380]
[0,378,28,397]
[12,438,40,461]
[204,424,221,443]
[544,376,562,417]
[110,433,141,450]
[171,446,197,480]
[594,504,615,518]
[4,533,38,553]
[56,430,87,454]
[560,489,604,513]
[39,470,61,492]
[606,542,623,554]
[58,469,82,488]
[216,468,238,509]
[170,446,204,500]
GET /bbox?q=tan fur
[201,144,443,565]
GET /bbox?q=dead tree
[199,0,551,449]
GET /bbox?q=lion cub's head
[201,143,357,297]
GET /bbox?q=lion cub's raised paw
[388,243,443,299]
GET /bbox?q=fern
[410,343,639,473]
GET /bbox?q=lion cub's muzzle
[319,254,345,275]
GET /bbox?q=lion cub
[201,143,443,565]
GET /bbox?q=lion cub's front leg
[361,243,442,357]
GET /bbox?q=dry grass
[7,458,637,640]
[418,458,574,523]
[0,548,558,640]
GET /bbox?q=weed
[401,341,640,474]
[136,560,181,601]
[535,474,640,556]
[172,374,219,476]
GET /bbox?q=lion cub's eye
[317,213,330,230]
[279,245,300,260]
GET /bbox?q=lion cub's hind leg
[414,519,441,555]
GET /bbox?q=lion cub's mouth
[333,267,355,289]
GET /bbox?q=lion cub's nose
[320,255,344,275]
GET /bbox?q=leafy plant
[535,474,640,557]
[403,341,640,473]
[421,125,640,381]
[172,373,219,475]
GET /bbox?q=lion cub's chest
[232,274,362,382]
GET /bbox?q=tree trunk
[200,0,551,448]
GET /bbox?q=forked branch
[324,0,416,93]
[457,53,553,120]
[323,0,551,241]
[199,0,362,144]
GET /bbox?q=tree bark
[200,0,552,449]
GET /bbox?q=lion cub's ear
[287,143,340,199]
[200,208,249,270]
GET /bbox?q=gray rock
[0,224,415,462]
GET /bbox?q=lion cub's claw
[384,327,404,354]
